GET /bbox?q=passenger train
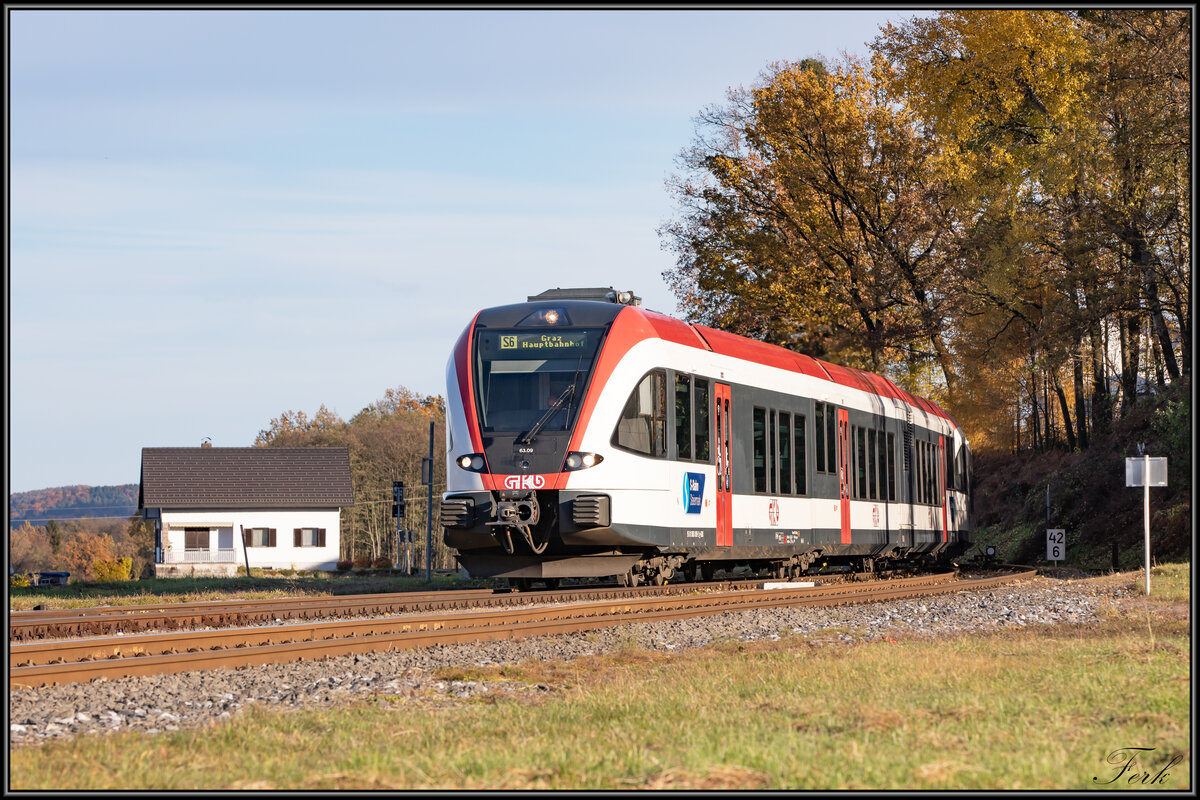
[440,288,971,587]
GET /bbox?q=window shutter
[242,528,250,546]
[269,529,276,547]
[294,529,301,547]
[318,528,326,547]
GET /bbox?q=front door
[938,435,948,542]
[838,408,851,544]
[715,383,732,546]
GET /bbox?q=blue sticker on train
[684,472,705,514]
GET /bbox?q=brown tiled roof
[139,447,353,509]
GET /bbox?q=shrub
[372,557,392,569]
[92,557,132,582]
[336,560,352,572]
[10,573,32,589]
[352,556,372,570]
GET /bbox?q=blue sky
[8,8,930,493]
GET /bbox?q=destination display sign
[491,331,590,354]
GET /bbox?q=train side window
[674,373,692,461]
[612,370,667,458]
[856,426,867,499]
[694,379,710,462]
[826,406,837,473]
[883,431,892,501]
[752,407,767,493]
[779,412,792,495]
[923,441,930,505]
[886,432,896,501]
[795,415,807,495]
[868,429,878,501]
[815,403,826,472]
[915,440,925,505]
[946,440,956,493]
[926,441,934,504]
[768,409,777,494]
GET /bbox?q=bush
[336,560,352,572]
[10,573,32,589]
[352,556,372,570]
[372,557,392,569]
[92,557,132,582]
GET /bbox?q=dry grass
[8,564,1191,791]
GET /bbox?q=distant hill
[8,484,139,526]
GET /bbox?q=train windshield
[474,328,605,434]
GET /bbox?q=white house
[139,446,353,576]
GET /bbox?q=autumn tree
[661,54,965,403]
[256,387,450,569]
[60,532,118,581]
[9,523,51,575]
[874,9,1189,449]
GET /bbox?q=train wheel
[651,571,665,586]
[683,563,698,582]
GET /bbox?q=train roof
[631,306,954,424]
[474,298,956,427]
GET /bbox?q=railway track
[9,568,1035,688]
[9,571,914,642]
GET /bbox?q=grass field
[7,563,1190,791]
[7,571,473,611]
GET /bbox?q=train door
[714,383,732,546]
[838,408,851,544]
[938,435,948,542]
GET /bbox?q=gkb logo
[503,474,545,490]
[684,472,705,514]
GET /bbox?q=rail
[10,568,1037,687]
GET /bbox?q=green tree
[45,519,62,554]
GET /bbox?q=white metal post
[1144,453,1151,596]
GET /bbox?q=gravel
[8,574,1136,747]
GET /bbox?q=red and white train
[441,288,971,587]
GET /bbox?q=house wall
[160,508,342,571]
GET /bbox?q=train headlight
[456,454,487,472]
[563,451,603,471]
[516,308,571,326]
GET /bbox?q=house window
[244,528,276,547]
[294,528,327,547]
[184,528,210,551]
